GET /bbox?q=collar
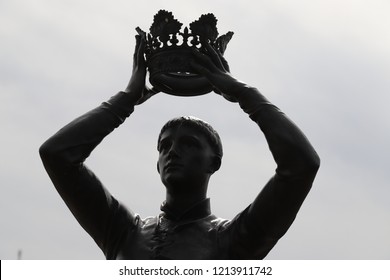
[160,198,211,221]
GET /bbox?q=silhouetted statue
[39,11,320,259]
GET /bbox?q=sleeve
[229,86,320,257]
[219,206,276,259]
[39,91,140,253]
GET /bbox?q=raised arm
[191,43,320,257]
[234,87,320,237]
[39,32,156,253]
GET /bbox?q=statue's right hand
[125,29,159,105]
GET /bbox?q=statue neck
[165,189,207,214]
[161,196,211,221]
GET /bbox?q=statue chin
[149,71,212,96]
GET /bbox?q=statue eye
[159,139,171,152]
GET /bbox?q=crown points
[150,10,182,37]
[190,13,218,42]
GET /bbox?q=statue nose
[167,142,180,157]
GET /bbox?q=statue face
[157,124,215,189]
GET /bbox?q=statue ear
[157,161,160,174]
[210,156,221,174]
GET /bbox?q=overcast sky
[1,0,389,260]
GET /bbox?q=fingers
[137,36,146,66]
[191,47,211,65]
[190,48,213,75]
[133,27,147,68]
[135,27,146,39]
[191,46,224,73]
[129,32,148,97]
[219,55,230,72]
[203,41,226,71]
[205,41,230,72]
[191,41,230,76]
[133,35,141,61]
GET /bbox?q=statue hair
[157,116,223,159]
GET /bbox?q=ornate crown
[137,10,234,96]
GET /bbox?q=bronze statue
[39,10,320,259]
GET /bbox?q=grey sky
[1,0,389,259]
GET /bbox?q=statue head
[157,116,223,159]
[157,116,223,191]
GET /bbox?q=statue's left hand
[190,42,238,102]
